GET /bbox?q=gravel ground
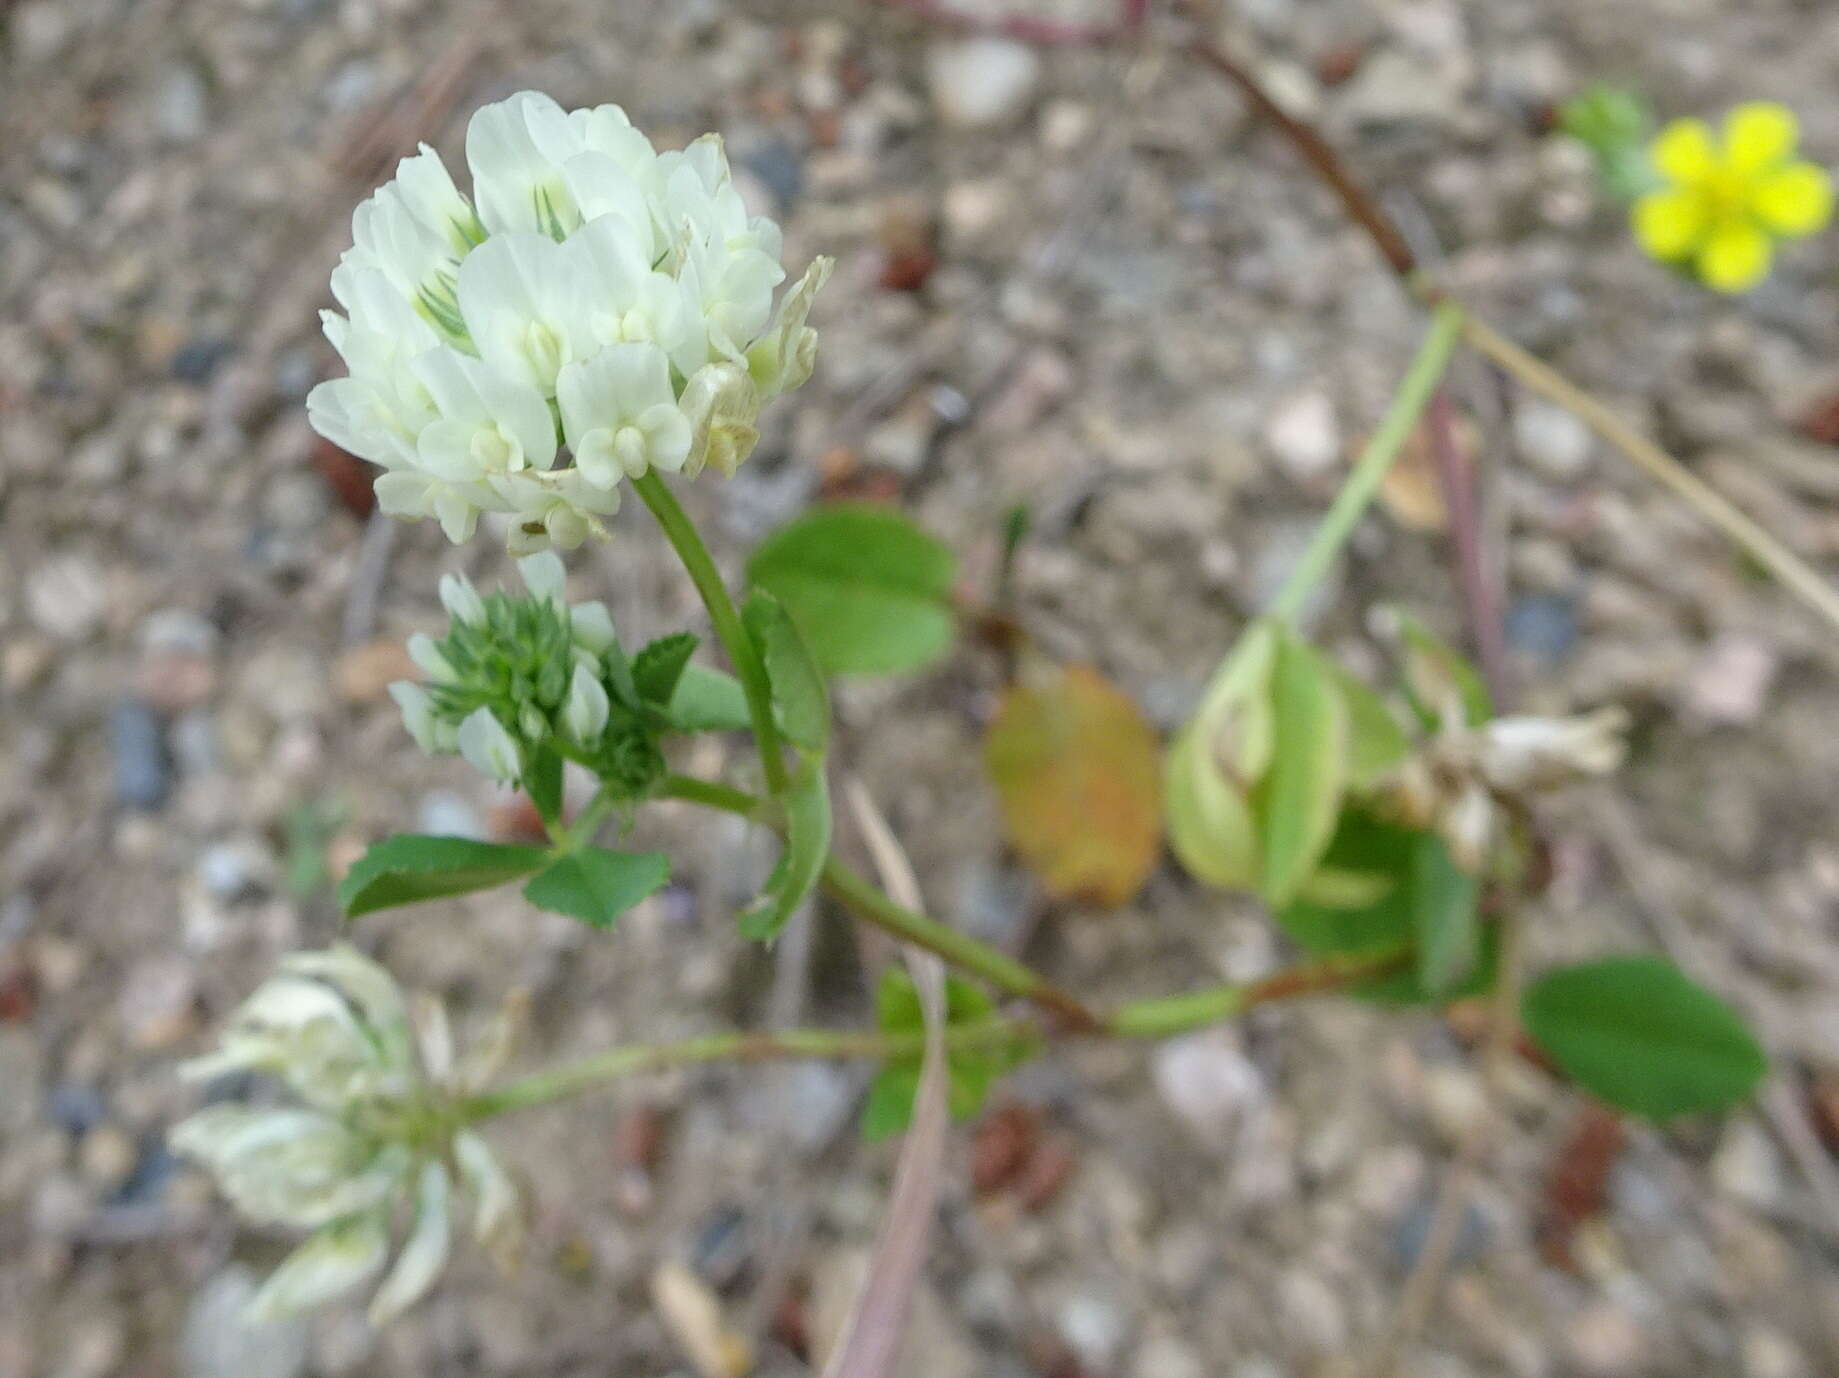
[7,1,1839,1374]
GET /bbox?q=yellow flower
[1632,102,1834,293]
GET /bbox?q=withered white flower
[307,90,832,553]
[1381,707,1630,872]
[170,947,521,1325]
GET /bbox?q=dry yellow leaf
[984,665,1163,906]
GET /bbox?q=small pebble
[1264,390,1342,484]
[1152,1028,1265,1141]
[27,554,108,641]
[1710,1119,1786,1210]
[111,701,172,809]
[927,37,1041,129]
[46,1084,109,1137]
[1132,1333,1206,1378]
[1512,398,1594,480]
[181,1265,310,1378]
[1056,1289,1128,1371]
[1391,1190,1491,1268]
[1680,632,1779,726]
[154,62,209,142]
[78,1124,137,1193]
[1506,594,1579,663]
[1566,1300,1649,1376]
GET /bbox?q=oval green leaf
[666,665,752,733]
[1522,956,1767,1120]
[339,834,550,918]
[743,590,829,752]
[746,504,957,676]
[522,847,670,930]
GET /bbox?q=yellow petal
[1650,118,1717,184]
[1753,162,1835,236]
[1723,101,1799,173]
[1632,190,1705,260]
[1696,222,1773,293]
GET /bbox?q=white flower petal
[389,682,442,754]
[367,1161,454,1325]
[244,1215,391,1324]
[563,663,610,746]
[456,707,522,784]
[437,572,486,626]
[569,601,618,654]
[454,1131,520,1251]
[406,632,454,680]
[515,550,566,605]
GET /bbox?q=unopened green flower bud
[1165,620,1279,892]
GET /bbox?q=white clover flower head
[170,947,522,1325]
[307,90,832,553]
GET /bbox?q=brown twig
[1426,390,1514,703]
[1459,315,1839,636]
[1185,39,1417,278]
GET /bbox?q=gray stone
[1505,594,1578,663]
[1710,1119,1787,1210]
[1056,1289,1129,1371]
[141,608,219,657]
[1131,1333,1207,1378]
[1338,50,1462,128]
[196,837,275,901]
[1512,398,1594,480]
[1680,633,1779,726]
[155,63,209,143]
[1152,1029,1265,1142]
[927,38,1040,129]
[111,701,171,810]
[27,554,108,640]
[1264,390,1342,484]
[1566,1301,1649,1376]
[1391,1190,1491,1269]
[182,1265,310,1378]
[1277,1267,1347,1352]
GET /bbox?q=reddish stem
[1427,391,1514,706]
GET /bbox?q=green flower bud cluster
[390,552,666,797]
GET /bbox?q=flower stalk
[458,947,1420,1123]
[1270,301,1466,625]
[633,471,790,795]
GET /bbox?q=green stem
[460,947,1415,1122]
[655,772,764,820]
[653,774,1102,1026]
[460,1018,1030,1121]
[821,853,1102,1029]
[1271,301,1466,624]
[631,471,789,795]
[1109,947,1412,1037]
[554,782,623,850]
